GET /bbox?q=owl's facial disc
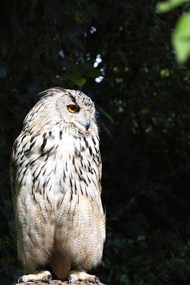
[66,103,91,132]
[73,112,91,132]
[56,95,93,133]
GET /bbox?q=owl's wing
[10,138,19,213]
[10,131,39,211]
[97,151,102,193]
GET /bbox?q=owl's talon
[68,275,75,283]
[17,276,24,283]
[17,271,52,283]
[94,276,100,283]
[68,271,100,283]
[44,273,52,283]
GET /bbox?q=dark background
[1,1,190,285]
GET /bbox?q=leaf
[73,77,86,86]
[172,12,190,63]
[160,68,170,78]
[98,107,114,123]
[156,0,190,13]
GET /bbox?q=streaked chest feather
[13,127,101,205]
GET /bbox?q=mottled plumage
[10,88,105,283]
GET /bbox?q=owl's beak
[85,120,90,131]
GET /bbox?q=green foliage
[156,0,189,13]
[172,12,190,63]
[157,0,190,63]
[1,1,190,285]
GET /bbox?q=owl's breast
[39,129,101,205]
[14,126,101,209]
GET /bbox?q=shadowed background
[0,1,190,284]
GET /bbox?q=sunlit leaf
[160,68,170,78]
[172,12,190,63]
[156,0,190,13]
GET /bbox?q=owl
[10,87,106,283]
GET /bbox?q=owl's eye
[67,104,80,113]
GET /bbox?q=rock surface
[15,280,105,285]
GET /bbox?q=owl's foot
[18,270,52,283]
[68,270,100,283]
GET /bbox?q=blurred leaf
[172,12,190,63]
[98,107,114,123]
[73,77,86,86]
[156,0,190,13]
[160,68,170,78]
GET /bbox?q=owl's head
[33,87,98,136]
